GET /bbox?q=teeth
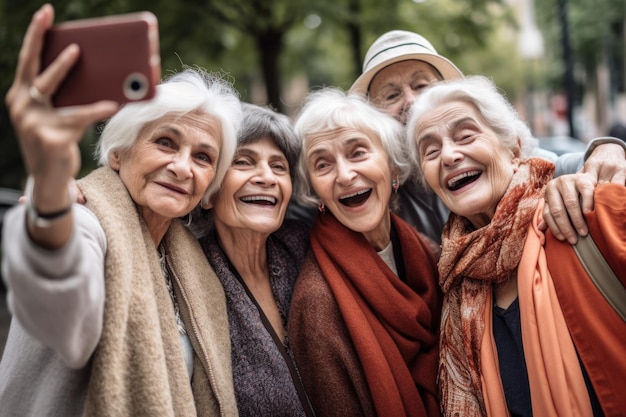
[341,189,369,199]
[448,171,481,188]
[241,195,277,204]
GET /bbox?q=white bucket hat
[350,30,464,95]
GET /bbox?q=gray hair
[95,68,242,206]
[238,103,300,183]
[406,75,537,188]
[293,87,410,207]
[189,103,300,238]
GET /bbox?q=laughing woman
[190,103,315,417]
[407,75,626,417]
[287,88,442,417]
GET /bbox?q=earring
[392,178,399,193]
[318,202,325,213]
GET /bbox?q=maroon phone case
[41,12,161,107]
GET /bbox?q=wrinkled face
[212,136,292,236]
[369,60,442,125]
[111,112,221,225]
[305,127,395,249]
[413,101,520,229]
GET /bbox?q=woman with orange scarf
[287,88,442,417]
[406,75,626,417]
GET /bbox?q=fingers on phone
[39,44,81,96]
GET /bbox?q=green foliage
[4,0,608,190]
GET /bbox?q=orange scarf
[439,160,624,417]
[310,212,441,417]
[482,201,592,417]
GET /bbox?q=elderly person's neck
[139,210,173,246]
[363,211,393,252]
[214,221,269,280]
[215,219,286,340]
[467,212,494,231]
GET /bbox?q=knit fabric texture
[290,211,442,417]
[79,167,237,417]
[198,219,310,416]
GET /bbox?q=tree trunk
[347,0,363,81]
[256,30,284,113]
[558,0,577,138]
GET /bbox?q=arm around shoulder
[584,137,626,161]
[552,137,626,177]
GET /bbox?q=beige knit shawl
[78,167,238,417]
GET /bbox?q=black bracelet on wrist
[25,175,76,228]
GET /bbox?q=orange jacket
[545,183,626,417]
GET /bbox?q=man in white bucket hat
[344,31,468,243]
[351,30,463,125]
[347,30,626,246]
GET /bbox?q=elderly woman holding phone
[407,75,626,417]
[190,103,315,416]
[287,88,442,417]
[0,5,241,416]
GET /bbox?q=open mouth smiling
[339,189,372,207]
[240,195,277,206]
[447,170,482,191]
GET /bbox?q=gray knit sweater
[198,219,311,417]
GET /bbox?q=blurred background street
[2,0,626,195]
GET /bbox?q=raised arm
[1,3,118,368]
[5,4,118,249]
[2,205,107,368]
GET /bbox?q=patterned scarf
[437,158,555,416]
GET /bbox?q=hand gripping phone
[41,11,161,107]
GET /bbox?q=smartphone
[41,12,161,107]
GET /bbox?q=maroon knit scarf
[437,158,554,416]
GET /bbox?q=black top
[493,297,605,417]
[493,298,532,417]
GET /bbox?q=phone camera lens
[124,73,149,101]
[130,80,142,92]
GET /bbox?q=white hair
[293,87,410,206]
[95,68,242,205]
[406,75,537,188]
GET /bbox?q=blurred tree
[283,0,519,100]
[0,0,140,189]
[393,0,521,94]
[536,0,626,137]
[0,0,525,190]
[160,0,319,113]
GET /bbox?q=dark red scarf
[310,211,442,417]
